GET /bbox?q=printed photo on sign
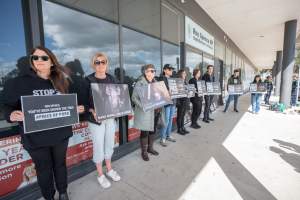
[206,82,221,95]
[134,81,172,112]
[187,84,196,98]
[167,78,187,99]
[228,84,243,95]
[250,83,267,93]
[91,84,132,120]
[21,94,79,133]
[197,80,207,96]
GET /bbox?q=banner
[250,83,267,93]
[187,84,196,98]
[228,84,244,95]
[206,82,221,95]
[167,78,188,99]
[91,84,132,120]
[134,81,173,112]
[196,80,207,96]
[21,94,79,133]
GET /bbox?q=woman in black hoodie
[2,46,84,200]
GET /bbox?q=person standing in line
[85,52,121,189]
[158,64,176,147]
[202,65,215,123]
[223,69,242,113]
[264,75,273,105]
[251,75,263,114]
[189,68,203,129]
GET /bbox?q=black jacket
[2,70,76,150]
[202,72,215,83]
[189,77,203,102]
[84,73,119,125]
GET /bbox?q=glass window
[162,42,180,70]
[162,2,181,44]
[50,0,118,22]
[120,0,160,38]
[186,49,202,78]
[42,0,120,76]
[215,40,225,61]
[0,0,26,129]
[122,27,161,83]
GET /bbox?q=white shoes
[97,169,121,189]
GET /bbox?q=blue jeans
[160,104,176,139]
[224,95,239,111]
[251,94,262,113]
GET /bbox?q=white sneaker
[97,175,111,188]
[106,169,121,182]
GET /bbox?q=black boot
[140,137,149,161]
[59,193,69,200]
[182,127,190,134]
[147,134,159,156]
[177,128,186,135]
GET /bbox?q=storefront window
[0,0,26,130]
[186,49,202,76]
[163,42,180,70]
[42,0,120,76]
[162,2,181,44]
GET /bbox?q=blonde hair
[91,52,109,68]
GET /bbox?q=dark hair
[141,64,155,74]
[207,65,214,70]
[234,69,240,73]
[193,68,201,77]
[253,75,262,83]
[177,69,186,79]
[30,46,69,93]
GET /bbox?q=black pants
[140,112,160,138]
[191,98,203,125]
[27,139,69,200]
[177,105,187,130]
[203,95,213,120]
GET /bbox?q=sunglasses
[146,69,156,74]
[31,55,50,62]
[94,60,107,65]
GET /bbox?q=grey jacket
[131,75,156,131]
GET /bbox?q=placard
[250,83,267,93]
[134,81,172,112]
[197,80,207,96]
[228,84,244,95]
[167,78,187,99]
[21,94,79,133]
[91,84,132,120]
[206,82,221,95]
[187,84,196,98]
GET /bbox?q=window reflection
[162,42,180,71]
[186,50,202,75]
[0,0,26,127]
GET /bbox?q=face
[255,76,260,82]
[93,56,107,74]
[31,49,52,74]
[181,71,187,80]
[195,71,201,79]
[164,68,173,77]
[208,66,213,75]
[234,71,239,77]
[145,68,156,81]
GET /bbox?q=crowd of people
[2,46,296,200]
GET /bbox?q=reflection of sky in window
[186,50,202,73]
[163,42,180,70]
[0,0,26,80]
[122,27,161,79]
[42,0,120,76]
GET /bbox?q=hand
[77,105,85,113]
[10,111,24,122]
[89,109,102,123]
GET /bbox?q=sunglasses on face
[146,69,156,74]
[31,55,50,62]
[94,60,107,65]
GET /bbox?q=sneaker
[166,136,176,142]
[106,169,121,182]
[160,139,168,147]
[97,175,111,188]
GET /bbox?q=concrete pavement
[64,95,300,200]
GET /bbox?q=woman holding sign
[3,46,85,200]
[189,68,203,129]
[132,64,160,161]
[84,52,121,189]
[251,75,263,114]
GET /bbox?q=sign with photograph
[250,83,267,93]
[91,84,132,120]
[134,81,172,112]
[187,84,196,98]
[197,80,207,96]
[167,78,187,99]
[206,82,221,95]
[21,94,79,133]
[228,84,244,95]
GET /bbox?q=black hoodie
[2,70,74,150]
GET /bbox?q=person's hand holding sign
[10,110,24,122]
[77,105,85,114]
[89,108,102,123]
